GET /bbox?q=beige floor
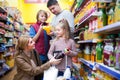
[0,67,16,80]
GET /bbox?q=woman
[13,35,61,80]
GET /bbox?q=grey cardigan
[48,38,77,71]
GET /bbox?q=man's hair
[47,0,58,7]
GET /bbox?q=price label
[92,0,112,2]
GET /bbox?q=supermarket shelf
[74,36,79,40]
[96,63,120,79]
[0,60,5,64]
[78,12,98,26]
[79,58,95,69]
[73,62,81,71]
[92,0,112,2]
[3,52,13,57]
[0,26,13,32]
[77,39,97,43]
[0,16,7,23]
[94,22,120,34]
[79,58,120,79]
[0,69,6,76]
[0,50,6,53]
[74,0,89,17]
[74,12,98,33]
[0,7,6,13]
[5,44,14,47]
[5,36,14,38]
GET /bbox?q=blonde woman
[13,35,61,80]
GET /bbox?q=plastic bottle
[97,8,103,29]
[115,33,120,70]
[114,0,120,22]
[103,35,114,67]
[107,6,115,25]
[96,41,103,63]
[101,8,108,26]
[63,66,71,80]
[91,44,96,62]
[84,44,91,60]
[97,8,108,28]
[84,26,89,40]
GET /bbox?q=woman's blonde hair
[15,35,30,56]
[55,19,71,41]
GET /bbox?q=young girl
[48,19,77,76]
[29,10,51,64]
[13,35,61,80]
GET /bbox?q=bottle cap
[66,66,70,68]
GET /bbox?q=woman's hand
[49,57,62,65]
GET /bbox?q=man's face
[48,4,60,15]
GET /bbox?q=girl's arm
[66,39,77,57]
[47,42,55,59]
[32,24,43,42]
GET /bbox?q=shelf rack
[74,0,89,17]
[79,58,120,79]
[77,39,98,43]
[94,22,120,34]
[74,36,79,40]
[73,0,120,79]
[74,12,98,33]
[78,12,98,26]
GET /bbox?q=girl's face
[55,26,64,38]
[27,38,35,50]
[38,12,47,23]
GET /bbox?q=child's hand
[38,24,43,32]
[64,48,71,55]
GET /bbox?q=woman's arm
[15,56,51,76]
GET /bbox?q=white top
[51,10,74,33]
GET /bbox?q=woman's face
[55,26,64,38]
[27,38,35,50]
[38,12,47,23]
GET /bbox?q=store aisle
[0,67,16,80]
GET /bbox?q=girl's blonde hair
[36,10,48,22]
[55,19,71,41]
[15,35,30,56]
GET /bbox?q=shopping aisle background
[0,0,75,80]
[0,68,16,80]
[4,0,74,24]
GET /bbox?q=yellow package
[43,26,52,34]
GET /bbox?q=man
[47,0,74,33]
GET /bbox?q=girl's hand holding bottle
[64,48,71,55]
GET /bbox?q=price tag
[92,0,112,2]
